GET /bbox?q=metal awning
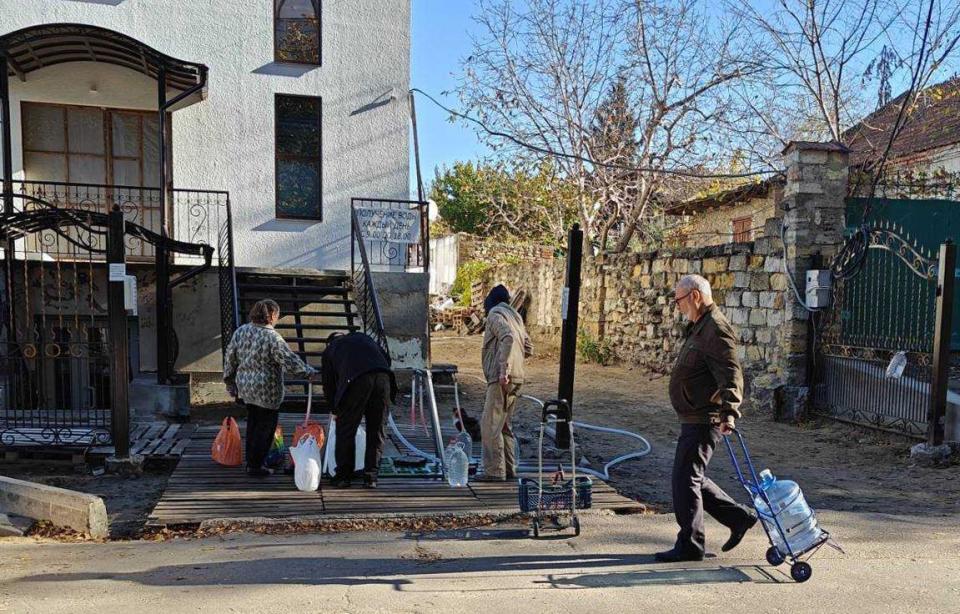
[0,23,207,96]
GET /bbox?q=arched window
[275,0,320,65]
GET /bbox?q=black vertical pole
[556,223,583,449]
[928,240,955,446]
[155,242,170,384]
[0,62,12,215]
[108,206,130,457]
[409,92,425,203]
[155,68,170,384]
[1,61,16,345]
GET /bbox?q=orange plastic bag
[292,384,325,464]
[211,416,243,467]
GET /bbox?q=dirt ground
[432,333,960,517]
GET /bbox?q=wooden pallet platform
[1,422,196,460]
[148,413,644,527]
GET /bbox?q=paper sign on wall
[355,207,421,243]
[109,263,126,282]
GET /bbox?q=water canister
[752,469,823,556]
[454,429,473,463]
[445,441,469,487]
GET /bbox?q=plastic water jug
[455,430,473,463]
[753,469,823,556]
[445,441,469,487]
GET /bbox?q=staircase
[235,268,359,409]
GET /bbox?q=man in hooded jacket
[477,284,533,482]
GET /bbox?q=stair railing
[350,204,389,354]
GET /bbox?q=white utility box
[805,269,831,308]
[124,275,138,315]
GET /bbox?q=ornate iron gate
[813,221,950,439]
[0,204,114,447]
[0,194,214,449]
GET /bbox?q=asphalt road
[2,510,958,614]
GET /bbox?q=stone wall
[481,235,789,410]
[458,233,555,265]
[673,195,778,248]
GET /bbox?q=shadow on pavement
[18,554,786,590]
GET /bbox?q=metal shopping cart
[724,428,843,583]
[518,399,591,538]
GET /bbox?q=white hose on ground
[517,393,652,481]
[387,412,440,463]
[388,368,652,480]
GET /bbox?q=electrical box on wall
[805,270,831,308]
[124,275,138,315]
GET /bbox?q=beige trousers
[481,382,521,478]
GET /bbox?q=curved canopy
[0,23,207,95]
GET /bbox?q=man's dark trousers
[672,423,754,556]
[334,372,391,479]
[245,403,279,470]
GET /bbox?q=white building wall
[428,234,459,295]
[1,0,411,271]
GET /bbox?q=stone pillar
[775,141,849,420]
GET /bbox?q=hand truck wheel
[532,519,540,538]
[572,516,580,536]
[790,561,812,583]
[766,546,785,566]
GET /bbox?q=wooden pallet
[88,423,198,460]
[148,412,644,527]
[1,422,196,461]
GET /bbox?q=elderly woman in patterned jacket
[223,299,318,476]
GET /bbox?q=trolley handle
[542,399,571,423]
[722,428,766,494]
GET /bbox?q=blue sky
[410,1,489,197]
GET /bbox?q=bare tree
[730,0,960,180]
[459,0,762,254]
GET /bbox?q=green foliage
[428,160,577,245]
[450,261,492,306]
[577,329,614,365]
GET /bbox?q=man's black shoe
[654,548,705,563]
[722,513,759,552]
[246,466,273,477]
[330,475,352,488]
[364,476,378,489]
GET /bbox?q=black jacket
[668,304,744,424]
[321,332,398,410]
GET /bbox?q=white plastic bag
[290,434,322,492]
[323,418,367,477]
[885,350,907,379]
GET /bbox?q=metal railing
[12,181,231,264]
[9,180,238,379]
[350,206,388,355]
[350,197,429,271]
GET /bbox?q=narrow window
[275,95,322,220]
[274,0,321,65]
[732,216,753,243]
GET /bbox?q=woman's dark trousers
[245,403,279,470]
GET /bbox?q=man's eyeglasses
[674,291,694,304]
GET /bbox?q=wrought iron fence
[350,207,388,355]
[350,197,429,271]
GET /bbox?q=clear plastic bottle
[455,429,473,464]
[445,441,469,487]
[753,469,823,556]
